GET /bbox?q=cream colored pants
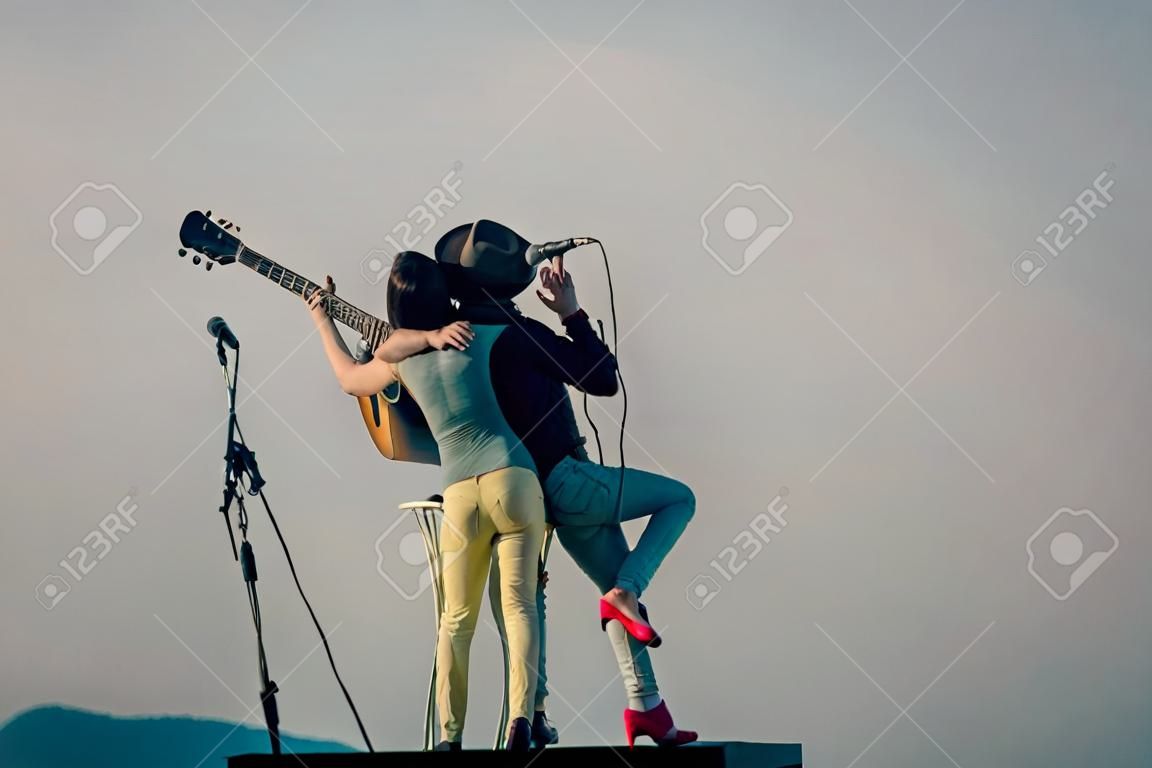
[436,466,545,742]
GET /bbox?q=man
[389,220,698,747]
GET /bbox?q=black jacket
[465,307,618,480]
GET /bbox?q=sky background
[3,0,1151,765]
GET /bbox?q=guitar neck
[236,245,391,349]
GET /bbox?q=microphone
[525,237,596,267]
[207,316,239,350]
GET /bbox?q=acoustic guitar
[177,210,440,465]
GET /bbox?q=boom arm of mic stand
[233,442,266,496]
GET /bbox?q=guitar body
[357,382,440,465]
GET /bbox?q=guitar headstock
[178,210,244,270]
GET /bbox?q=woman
[305,253,546,751]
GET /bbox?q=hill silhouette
[0,705,354,768]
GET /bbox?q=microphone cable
[581,316,612,466]
[590,239,628,519]
[232,416,376,753]
[583,386,604,464]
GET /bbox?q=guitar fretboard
[237,246,391,350]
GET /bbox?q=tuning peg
[205,262,214,271]
[217,218,226,225]
[205,209,212,218]
[223,222,233,230]
[235,226,241,232]
[178,248,187,257]
[192,255,202,265]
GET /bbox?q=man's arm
[528,266,619,395]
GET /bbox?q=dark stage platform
[229,743,802,768]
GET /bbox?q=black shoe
[531,711,559,747]
[433,740,460,751]
[505,717,532,751]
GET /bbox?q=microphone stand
[218,338,240,561]
[216,335,282,756]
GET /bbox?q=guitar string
[238,247,391,346]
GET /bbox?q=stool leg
[541,526,554,568]
[417,508,444,751]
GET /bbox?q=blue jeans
[534,453,695,707]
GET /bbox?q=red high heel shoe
[600,599,662,647]
[623,701,698,748]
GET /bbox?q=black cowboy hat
[434,219,537,302]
